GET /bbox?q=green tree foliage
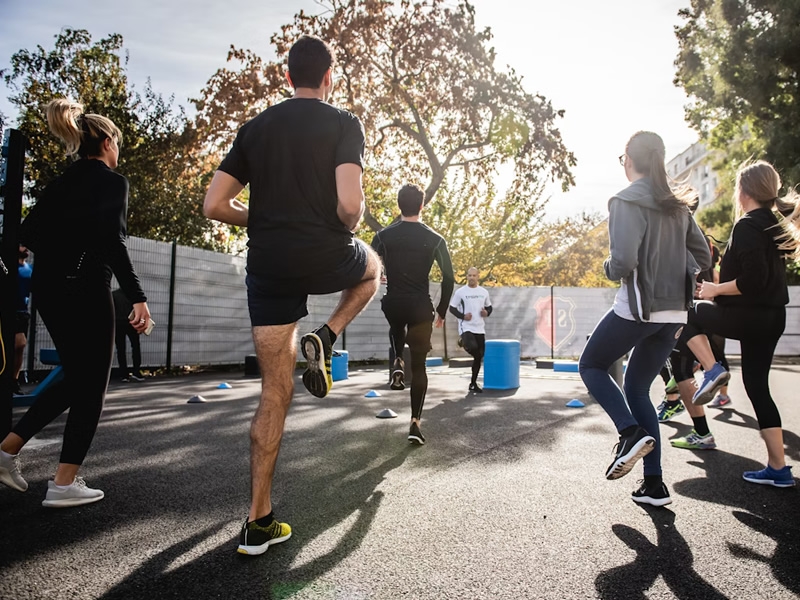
[675,0,800,185]
[192,0,577,280]
[675,1,800,279]
[1,29,219,248]
[533,214,613,288]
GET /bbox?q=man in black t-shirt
[371,184,455,445]
[203,35,380,557]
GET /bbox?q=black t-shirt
[218,98,365,277]
[370,220,455,318]
[718,207,789,308]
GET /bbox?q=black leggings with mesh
[13,281,114,464]
[381,295,435,420]
[684,301,785,429]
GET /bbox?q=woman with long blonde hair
[686,160,798,488]
[0,99,151,506]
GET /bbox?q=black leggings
[461,332,486,384]
[381,296,434,420]
[684,301,785,429]
[14,282,114,464]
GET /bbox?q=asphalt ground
[1,362,798,600]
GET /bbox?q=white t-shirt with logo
[450,285,492,334]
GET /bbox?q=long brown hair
[45,98,122,158]
[736,160,800,258]
[626,131,696,216]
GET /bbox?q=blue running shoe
[692,362,730,406]
[743,465,795,488]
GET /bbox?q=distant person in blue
[14,246,32,395]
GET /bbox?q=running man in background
[371,184,455,445]
[449,267,493,393]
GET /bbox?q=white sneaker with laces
[0,450,28,492]
[42,477,104,508]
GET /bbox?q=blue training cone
[365,390,382,398]
[566,399,585,408]
[217,382,232,389]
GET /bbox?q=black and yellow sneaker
[301,326,333,398]
[237,518,292,556]
[390,357,405,391]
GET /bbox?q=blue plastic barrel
[483,340,520,390]
[332,351,349,382]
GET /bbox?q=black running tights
[13,282,114,464]
[684,302,785,429]
[382,296,434,420]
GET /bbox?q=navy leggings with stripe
[579,310,682,477]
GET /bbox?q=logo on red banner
[534,296,576,351]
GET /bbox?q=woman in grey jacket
[579,131,711,507]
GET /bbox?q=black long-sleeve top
[19,159,146,304]
[717,207,788,308]
[370,220,455,319]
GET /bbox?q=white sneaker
[42,477,104,508]
[0,450,28,492]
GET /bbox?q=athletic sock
[317,324,337,346]
[665,399,682,409]
[643,474,662,488]
[255,512,275,526]
[692,416,710,437]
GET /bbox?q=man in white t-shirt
[449,267,493,392]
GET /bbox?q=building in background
[667,141,720,209]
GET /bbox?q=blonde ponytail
[45,98,84,156]
[773,189,800,259]
[736,160,800,258]
[45,98,122,158]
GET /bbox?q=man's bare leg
[326,247,381,335]
[249,323,297,521]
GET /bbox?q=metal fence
[24,236,800,373]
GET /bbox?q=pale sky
[0,0,698,220]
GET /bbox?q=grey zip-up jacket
[604,178,711,321]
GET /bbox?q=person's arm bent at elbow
[203,171,248,227]
[335,163,365,231]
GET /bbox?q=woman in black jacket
[0,99,151,507]
[687,160,798,488]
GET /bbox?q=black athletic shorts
[246,238,370,326]
[15,311,30,335]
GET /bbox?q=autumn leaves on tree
[2,1,614,285]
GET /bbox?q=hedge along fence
[25,236,800,372]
